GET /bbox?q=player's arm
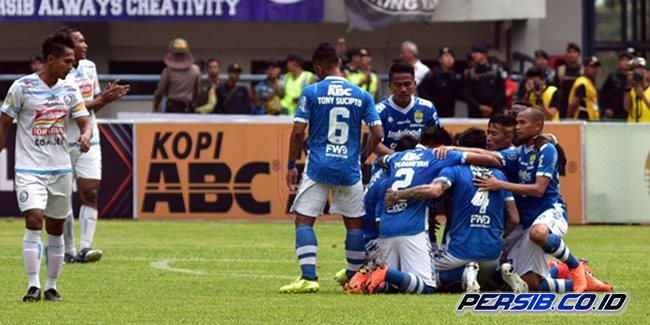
[0,113,14,153]
[286,121,306,191]
[74,115,92,153]
[373,142,394,156]
[86,79,130,113]
[504,199,520,237]
[364,124,384,163]
[475,174,551,198]
[464,152,502,169]
[384,178,450,206]
[435,145,502,162]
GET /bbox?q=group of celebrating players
[280,43,613,295]
[0,29,128,301]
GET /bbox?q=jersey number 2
[391,168,414,190]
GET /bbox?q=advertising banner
[135,120,584,224]
[345,0,439,31]
[0,122,134,219]
[584,123,650,223]
[0,0,323,22]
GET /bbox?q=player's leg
[433,249,467,289]
[331,181,366,280]
[528,207,586,292]
[64,148,80,262]
[74,146,103,263]
[279,175,327,293]
[41,172,75,301]
[16,173,49,302]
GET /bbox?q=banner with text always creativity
[0,0,323,22]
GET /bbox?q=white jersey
[65,59,101,146]
[0,73,89,173]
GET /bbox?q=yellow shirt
[280,71,314,116]
[568,76,600,120]
[628,87,650,123]
[529,86,560,121]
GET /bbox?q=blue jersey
[437,165,513,261]
[496,146,520,183]
[516,143,566,229]
[380,147,466,238]
[294,76,381,185]
[376,95,441,150]
[363,169,389,241]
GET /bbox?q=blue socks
[345,229,365,279]
[542,233,579,269]
[437,267,465,286]
[386,269,435,294]
[295,225,318,280]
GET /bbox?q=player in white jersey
[0,32,91,302]
[59,27,130,263]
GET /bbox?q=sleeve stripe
[367,120,382,126]
[293,117,309,124]
[460,152,468,164]
[433,177,452,187]
[505,196,515,201]
[536,172,553,178]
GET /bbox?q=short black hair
[311,43,338,68]
[457,127,487,149]
[285,53,303,64]
[389,61,414,81]
[206,58,220,65]
[42,32,75,60]
[58,26,80,36]
[394,135,418,152]
[420,126,451,147]
[525,66,546,79]
[488,113,516,130]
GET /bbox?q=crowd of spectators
[152,38,649,123]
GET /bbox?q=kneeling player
[384,128,525,293]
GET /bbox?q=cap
[439,47,455,57]
[227,63,243,73]
[265,60,280,68]
[169,38,190,53]
[347,48,363,59]
[567,42,581,53]
[619,47,636,59]
[360,48,370,57]
[164,38,194,70]
[471,44,488,54]
[630,57,647,69]
[534,49,549,60]
[583,56,601,67]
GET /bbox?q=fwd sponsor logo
[142,131,270,215]
[326,144,348,157]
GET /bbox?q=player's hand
[76,134,91,153]
[473,174,501,191]
[384,188,399,207]
[103,79,131,103]
[286,168,299,191]
[434,146,455,159]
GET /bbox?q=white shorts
[15,172,73,219]
[290,173,365,218]
[505,206,569,277]
[379,232,435,288]
[434,249,498,285]
[70,143,102,180]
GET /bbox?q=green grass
[0,219,648,324]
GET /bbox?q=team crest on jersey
[387,116,394,123]
[529,154,537,164]
[414,110,424,123]
[19,190,29,203]
[64,94,74,105]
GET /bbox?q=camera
[632,70,644,82]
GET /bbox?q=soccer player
[59,27,130,263]
[279,43,383,293]
[383,128,525,293]
[0,32,92,301]
[474,107,588,292]
[347,127,501,294]
[374,61,441,158]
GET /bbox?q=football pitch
[0,219,648,324]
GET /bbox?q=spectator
[568,56,601,120]
[194,58,221,114]
[153,38,201,113]
[254,61,284,115]
[624,57,650,123]
[417,47,460,117]
[516,49,555,100]
[29,54,44,73]
[600,49,635,120]
[400,41,430,85]
[336,38,347,63]
[462,44,506,118]
[280,54,315,116]
[522,66,561,121]
[216,63,251,114]
[553,42,583,118]
[345,48,380,102]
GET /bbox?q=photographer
[623,57,650,123]
[523,66,560,121]
[567,56,601,120]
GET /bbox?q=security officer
[417,47,460,117]
[344,48,380,101]
[568,56,601,120]
[624,57,650,123]
[280,54,315,116]
[523,66,561,121]
[600,48,635,120]
[553,42,583,117]
[462,44,506,118]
